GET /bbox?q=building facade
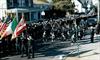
[0,0,50,21]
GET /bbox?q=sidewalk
[34,41,100,60]
[65,50,100,60]
[65,42,100,60]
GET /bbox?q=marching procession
[0,0,99,60]
[0,14,98,59]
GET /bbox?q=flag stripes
[12,16,26,39]
[0,15,27,40]
[1,17,18,39]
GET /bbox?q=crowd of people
[0,16,96,59]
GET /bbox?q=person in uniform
[20,32,26,57]
[91,27,94,43]
[27,35,34,59]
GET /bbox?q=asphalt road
[0,34,100,60]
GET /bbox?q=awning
[6,8,47,13]
[6,8,30,13]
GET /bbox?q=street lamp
[41,11,45,20]
[87,4,90,11]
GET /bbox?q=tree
[38,0,75,14]
[37,0,49,3]
[52,0,75,14]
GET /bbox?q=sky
[92,0,99,6]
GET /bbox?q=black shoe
[28,56,31,59]
[91,42,94,43]
[21,55,23,58]
[32,56,34,58]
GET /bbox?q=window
[7,0,13,7]
[7,0,33,8]
[18,0,22,7]
[13,0,18,7]
[22,0,25,7]
[25,0,28,7]
[18,0,26,7]
[25,0,33,7]
[28,0,33,7]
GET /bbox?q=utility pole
[98,0,100,23]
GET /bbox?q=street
[0,34,100,60]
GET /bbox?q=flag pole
[15,8,19,54]
[16,9,18,22]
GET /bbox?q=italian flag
[1,18,18,39]
[11,16,26,39]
